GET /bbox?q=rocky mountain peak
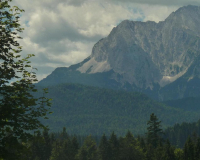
[77,5,200,89]
[39,5,200,100]
[165,5,200,34]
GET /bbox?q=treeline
[8,113,200,160]
[164,119,200,148]
[19,129,200,160]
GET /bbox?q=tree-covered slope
[163,97,200,112]
[164,119,200,148]
[36,83,200,136]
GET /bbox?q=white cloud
[58,1,143,37]
[139,5,179,22]
[109,0,200,6]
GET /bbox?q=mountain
[37,83,200,136]
[163,96,200,112]
[38,5,200,100]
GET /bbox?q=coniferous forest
[36,83,200,136]
[6,113,200,160]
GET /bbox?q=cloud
[138,5,178,22]
[57,1,143,37]
[109,0,200,6]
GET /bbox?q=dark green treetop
[146,113,163,148]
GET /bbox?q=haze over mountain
[38,5,200,100]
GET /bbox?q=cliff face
[77,5,200,89]
[38,5,200,100]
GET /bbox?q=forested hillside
[36,83,200,135]
[163,97,200,112]
[22,114,200,160]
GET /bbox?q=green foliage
[76,135,98,160]
[161,140,176,160]
[146,113,163,148]
[0,0,51,159]
[184,137,195,160]
[119,131,145,160]
[163,97,200,112]
[98,134,109,160]
[36,83,200,136]
[108,132,120,160]
[20,117,200,160]
[164,119,200,148]
[174,148,184,160]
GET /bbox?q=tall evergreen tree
[108,132,120,160]
[119,131,145,160]
[43,129,52,160]
[29,131,45,160]
[98,134,109,160]
[195,138,200,160]
[161,140,176,160]
[50,140,63,160]
[184,137,195,160]
[76,135,98,160]
[146,113,163,148]
[71,136,79,160]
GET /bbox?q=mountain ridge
[38,5,200,100]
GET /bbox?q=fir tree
[98,134,109,160]
[108,132,120,160]
[184,137,195,160]
[146,113,163,148]
[77,135,98,160]
[195,138,200,160]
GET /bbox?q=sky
[13,0,200,81]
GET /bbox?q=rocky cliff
[38,5,200,100]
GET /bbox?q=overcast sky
[13,0,200,81]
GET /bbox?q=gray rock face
[77,5,200,89]
[38,5,200,100]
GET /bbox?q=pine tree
[184,137,195,160]
[161,140,176,160]
[30,131,45,160]
[50,140,64,160]
[98,134,109,160]
[146,113,163,148]
[195,138,200,160]
[76,135,98,160]
[119,131,145,160]
[108,132,120,160]
[43,129,52,160]
[71,136,79,160]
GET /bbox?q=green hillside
[36,83,200,136]
[163,97,200,112]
